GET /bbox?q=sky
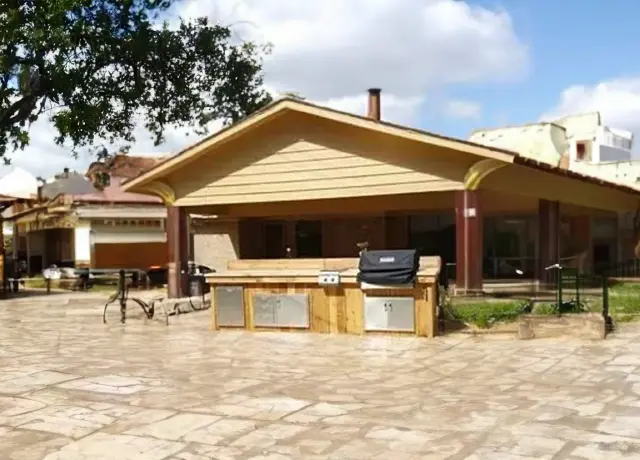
[5,0,640,178]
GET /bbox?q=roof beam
[137,181,176,206]
[464,159,509,190]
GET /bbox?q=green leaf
[0,0,272,160]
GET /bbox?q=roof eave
[513,156,640,197]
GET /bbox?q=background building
[8,156,168,275]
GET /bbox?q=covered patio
[122,89,640,297]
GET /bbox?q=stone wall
[191,219,239,272]
[518,313,605,340]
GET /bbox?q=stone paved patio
[2,292,640,459]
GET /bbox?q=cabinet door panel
[386,297,415,332]
[364,295,415,332]
[216,286,245,326]
[276,294,310,328]
[363,296,390,331]
[254,294,278,327]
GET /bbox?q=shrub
[532,303,556,315]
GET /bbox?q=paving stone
[3,292,640,457]
[230,423,309,450]
[41,432,185,459]
[183,418,256,445]
[126,413,221,441]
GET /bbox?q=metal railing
[597,258,640,279]
[437,261,614,334]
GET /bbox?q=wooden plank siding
[169,112,471,207]
[211,282,437,337]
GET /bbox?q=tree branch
[1,95,36,127]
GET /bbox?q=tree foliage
[0,0,272,160]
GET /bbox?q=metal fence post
[557,267,563,316]
[575,268,580,308]
[602,272,611,332]
[118,270,127,324]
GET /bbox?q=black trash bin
[76,268,91,291]
[189,275,205,297]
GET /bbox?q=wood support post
[455,190,483,293]
[167,206,189,298]
[538,199,560,285]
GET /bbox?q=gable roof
[122,97,640,199]
[122,97,518,192]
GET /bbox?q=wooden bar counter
[207,257,441,338]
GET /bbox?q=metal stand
[545,263,563,315]
[103,270,168,325]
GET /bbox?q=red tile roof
[71,177,162,204]
[86,155,168,180]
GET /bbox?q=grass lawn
[601,282,640,323]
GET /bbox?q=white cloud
[543,79,640,133]
[2,113,222,180]
[443,99,482,119]
[316,93,426,127]
[6,0,528,177]
[180,0,527,113]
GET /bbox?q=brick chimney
[367,88,381,120]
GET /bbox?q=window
[408,213,455,264]
[576,142,586,160]
[295,220,322,258]
[612,135,632,150]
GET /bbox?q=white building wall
[592,126,633,163]
[91,224,166,244]
[74,221,92,264]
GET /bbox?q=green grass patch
[446,300,528,329]
[607,282,640,320]
[446,298,592,329]
[22,277,47,289]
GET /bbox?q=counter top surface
[205,267,438,283]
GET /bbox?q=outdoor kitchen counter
[206,257,441,337]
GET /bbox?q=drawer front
[216,286,245,327]
[253,294,278,327]
[276,294,310,328]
